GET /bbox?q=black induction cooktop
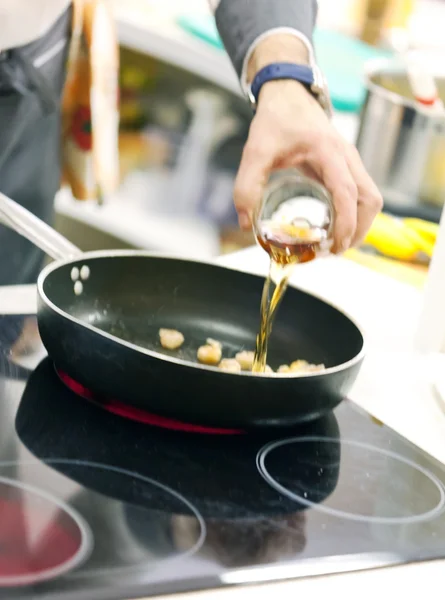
[1,313,445,599]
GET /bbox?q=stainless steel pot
[356,55,445,218]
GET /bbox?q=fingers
[306,138,358,253]
[345,145,383,247]
[233,129,277,230]
[234,113,381,252]
[297,137,381,253]
[290,162,322,184]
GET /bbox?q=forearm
[211,0,318,81]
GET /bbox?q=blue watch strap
[250,62,315,104]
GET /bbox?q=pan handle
[0,192,82,261]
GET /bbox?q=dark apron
[0,8,71,286]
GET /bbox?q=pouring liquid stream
[252,222,325,373]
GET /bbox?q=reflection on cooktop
[258,438,445,524]
[15,358,342,580]
[16,358,340,520]
[0,460,205,582]
[1,306,445,599]
[0,476,91,587]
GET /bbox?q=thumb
[234,139,275,231]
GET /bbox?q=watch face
[317,90,332,116]
[247,88,256,111]
[312,68,333,117]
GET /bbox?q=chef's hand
[235,35,383,253]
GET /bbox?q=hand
[235,38,383,253]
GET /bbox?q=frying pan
[0,192,365,428]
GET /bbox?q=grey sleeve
[214,0,318,77]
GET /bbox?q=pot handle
[0,192,82,261]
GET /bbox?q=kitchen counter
[149,558,445,599]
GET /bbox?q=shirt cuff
[240,27,316,96]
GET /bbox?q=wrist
[247,34,310,83]
[256,78,323,115]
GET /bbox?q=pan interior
[41,256,364,371]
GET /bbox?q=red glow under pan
[57,370,245,435]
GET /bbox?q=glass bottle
[253,169,334,266]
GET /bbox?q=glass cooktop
[1,313,445,600]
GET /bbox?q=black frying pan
[0,193,365,428]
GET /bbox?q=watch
[247,62,332,117]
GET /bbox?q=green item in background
[312,29,391,113]
[177,14,391,113]
[177,13,222,49]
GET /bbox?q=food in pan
[278,360,325,374]
[159,329,325,374]
[219,358,242,373]
[235,350,255,371]
[290,360,325,373]
[234,351,272,373]
[159,328,185,350]
[197,338,222,366]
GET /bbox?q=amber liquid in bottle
[252,222,326,373]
